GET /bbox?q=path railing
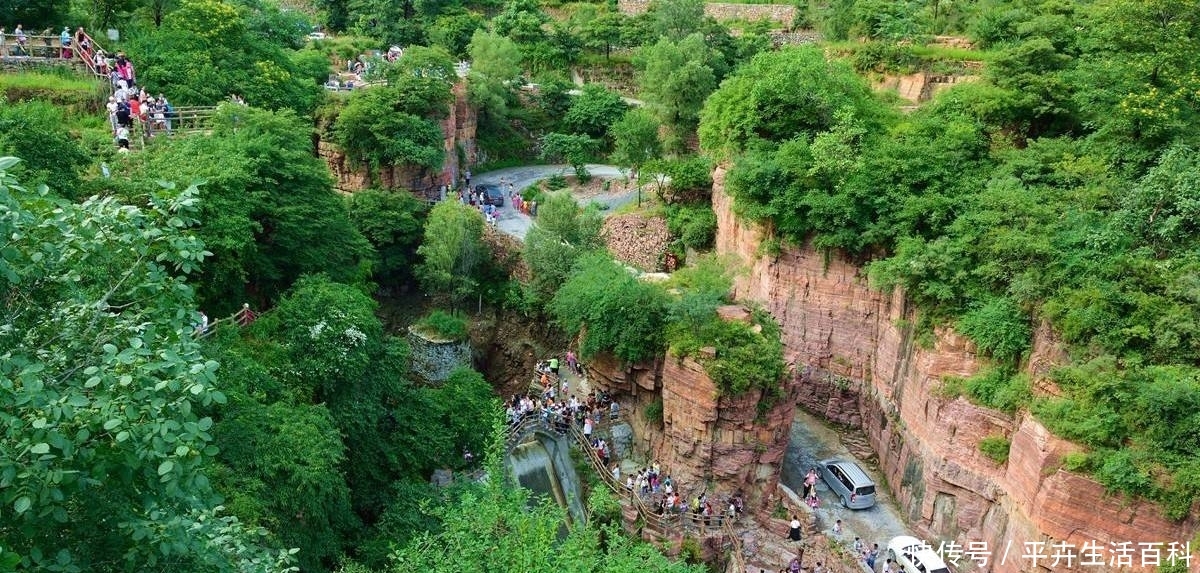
[502,413,747,568]
[196,305,257,339]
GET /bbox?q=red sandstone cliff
[318,82,477,194]
[586,340,801,512]
[710,165,1198,572]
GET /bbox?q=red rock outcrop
[318,81,477,194]
[586,334,801,512]
[711,164,1199,571]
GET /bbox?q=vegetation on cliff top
[699,0,1200,518]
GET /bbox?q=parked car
[817,458,877,509]
[478,184,505,207]
[888,536,951,573]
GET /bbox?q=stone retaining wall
[618,0,798,28]
[407,326,472,384]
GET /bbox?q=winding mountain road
[473,164,639,240]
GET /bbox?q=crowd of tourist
[505,356,751,537]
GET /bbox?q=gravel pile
[602,214,671,272]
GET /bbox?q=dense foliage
[664,258,785,397]
[523,190,605,299]
[390,476,705,573]
[130,0,324,114]
[700,1,1200,516]
[134,106,372,314]
[0,160,294,572]
[332,46,457,174]
[549,253,669,363]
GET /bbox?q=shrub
[956,297,1031,363]
[939,368,1030,414]
[1061,452,1091,472]
[851,42,919,73]
[544,173,569,190]
[978,436,1011,464]
[644,399,664,425]
[414,310,469,341]
[549,253,669,363]
[665,204,718,252]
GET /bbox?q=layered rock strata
[711,164,1198,572]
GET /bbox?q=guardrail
[196,305,257,339]
[502,414,747,569]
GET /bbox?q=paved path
[474,164,639,240]
[780,408,912,569]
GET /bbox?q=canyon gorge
[584,165,1198,573]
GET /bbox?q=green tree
[524,191,604,297]
[467,30,524,122]
[0,158,295,572]
[140,106,373,313]
[609,109,661,207]
[348,190,429,286]
[430,10,488,58]
[416,201,486,305]
[211,401,356,572]
[493,0,551,45]
[699,46,885,156]
[539,132,599,181]
[334,87,448,173]
[563,84,628,140]
[580,11,627,59]
[550,253,669,363]
[132,0,323,113]
[648,0,704,40]
[392,481,704,573]
[636,34,717,135]
[0,101,88,195]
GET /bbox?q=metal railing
[501,413,747,568]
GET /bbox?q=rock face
[318,81,477,194]
[710,165,1199,571]
[586,333,801,512]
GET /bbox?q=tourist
[788,515,802,541]
[116,52,135,86]
[853,537,864,555]
[611,464,620,482]
[115,125,130,150]
[866,543,879,569]
[106,96,118,133]
[74,27,90,59]
[788,557,801,573]
[549,356,559,376]
[804,468,818,498]
[14,25,27,56]
[832,519,842,535]
[881,559,894,573]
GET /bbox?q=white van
[887,536,951,573]
[817,458,877,509]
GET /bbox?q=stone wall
[318,81,477,194]
[711,165,1199,571]
[407,326,472,384]
[617,0,797,28]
